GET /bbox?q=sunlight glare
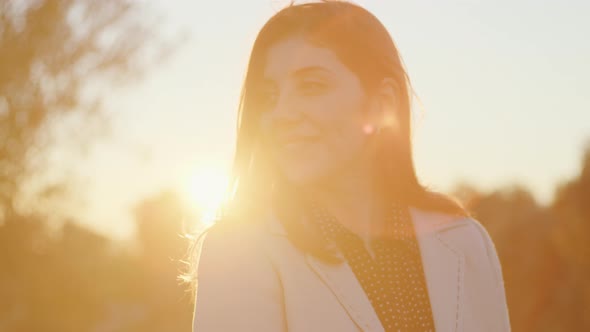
[185,168,229,227]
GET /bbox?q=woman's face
[259,36,377,187]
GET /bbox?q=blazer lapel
[305,248,385,332]
[410,207,468,332]
[266,208,384,331]
[266,206,468,332]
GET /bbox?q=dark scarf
[308,201,436,332]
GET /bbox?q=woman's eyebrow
[290,66,333,78]
[261,66,333,84]
[259,77,277,88]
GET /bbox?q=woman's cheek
[311,138,338,171]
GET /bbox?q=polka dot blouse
[309,201,436,332]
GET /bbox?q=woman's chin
[280,165,327,188]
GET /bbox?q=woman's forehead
[262,36,351,82]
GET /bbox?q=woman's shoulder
[198,218,269,252]
[191,219,285,332]
[409,206,499,258]
[190,220,280,296]
[410,205,482,228]
[412,206,504,276]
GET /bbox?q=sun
[184,168,229,227]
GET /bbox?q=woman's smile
[277,135,318,156]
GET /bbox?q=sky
[58,0,590,241]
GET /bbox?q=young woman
[190,1,510,331]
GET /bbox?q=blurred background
[0,0,588,331]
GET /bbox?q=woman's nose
[269,92,301,125]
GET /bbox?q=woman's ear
[364,95,383,135]
[364,78,400,135]
[375,77,401,131]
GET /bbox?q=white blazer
[192,207,511,331]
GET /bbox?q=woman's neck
[303,169,388,240]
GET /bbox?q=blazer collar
[265,206,468,236]
[266,206,470,332]
[411,207,470,332]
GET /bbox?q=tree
[133,190,194,332]
[0,1,179,330]
[0,0,170,220]
[459,144,590,331]
[551,144,590,330]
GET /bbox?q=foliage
[0,0,167,219]
[463,145,590,331]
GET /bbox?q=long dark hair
[184,0,467,288]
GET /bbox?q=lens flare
[185,168,229,227]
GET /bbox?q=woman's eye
[260,90,278,108]
[298,80,327,95]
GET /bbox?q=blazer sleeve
[192,224,286,332]
[472,220,512,331]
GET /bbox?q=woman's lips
[283,140,307,150]
[276,136,318,152]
